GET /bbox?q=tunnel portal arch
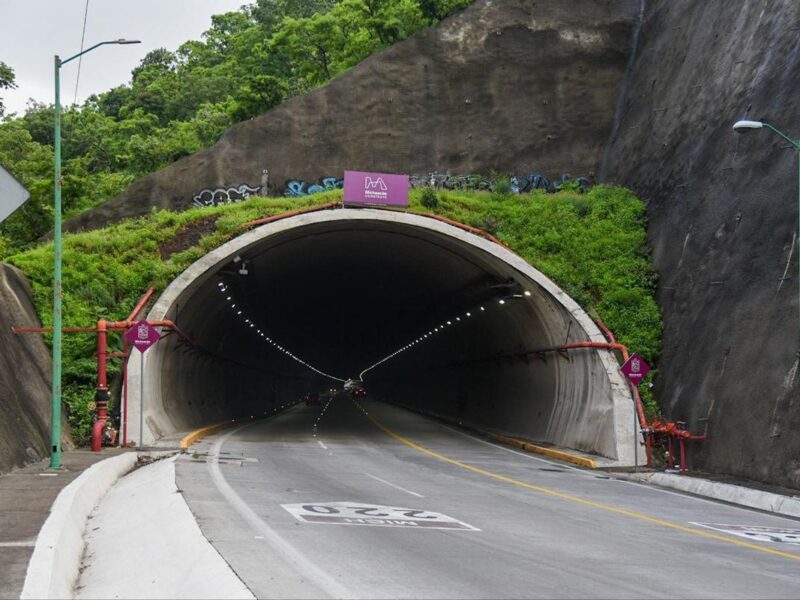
[129,208,637,466]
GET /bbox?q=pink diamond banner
[620,352,651,386]
[125,320,161,353]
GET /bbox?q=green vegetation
[6,185,661,442]
[420,186,439,209]
[0,61,15,118]
[0,0,473,250]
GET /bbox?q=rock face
[0,264,71,473]
[65,0,637,231]
[602,0,800,488]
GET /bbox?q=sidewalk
[612,469,800,518]
[0,450,129,599]
[75,454,253,599]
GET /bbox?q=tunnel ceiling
[178,219,534,383]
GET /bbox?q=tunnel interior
[133,210,634,464]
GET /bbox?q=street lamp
[50,38,140,469]
[733,119,800,338]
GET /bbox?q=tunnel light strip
[217,282,347,383]
[357,290,534,381]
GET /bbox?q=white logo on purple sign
[365,177,387,191]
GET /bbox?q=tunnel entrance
[130,208,636,465]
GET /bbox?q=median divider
[490,434,598,469]
[21,452,139,600]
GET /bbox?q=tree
[0,61,17,118]
[0,121,54,247]
[131,48,177,83]
[272,13,344,87]
[229,75,289,121]
[418,0,472,22]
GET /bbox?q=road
[176,397,800,599]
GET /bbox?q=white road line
[317,440,328,450]
[365,472,424,498]
[0,540,35,547]
[438,423,586,473]
[208,424,354,599]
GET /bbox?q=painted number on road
[282,502,479,530]
[692,523,800,545]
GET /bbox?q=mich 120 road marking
[692,523,800,546]
[282,502,478,530]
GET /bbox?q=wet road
[176,397,800,599]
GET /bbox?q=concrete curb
[20,452,139,599]
[489,434,599,469]
[620,472,800,518]
[179,421,233,449]
[385,399,605,468]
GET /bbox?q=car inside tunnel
[130,209,635,465]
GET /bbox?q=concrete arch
[128,208,637,465]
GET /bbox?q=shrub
[420,186,439,209]
[490,172,513,198]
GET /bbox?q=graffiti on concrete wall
[192,183,263,208]
[192,169,592,208]
[410,171,592,194]
[284,176,344,197]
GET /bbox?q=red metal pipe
[122,336,129,447]
[11,326,97,333]
[91,319,109,452]
[410,210,515,252]
[126,288,155,322]
[12,318,189,340]
[241,201,340,229]
[679,438,687,472]
[595,319,617,344]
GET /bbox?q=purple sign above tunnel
[343,170,409,207]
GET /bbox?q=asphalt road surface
[176,397,800,599]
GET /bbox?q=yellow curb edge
[180,422,233,449]
[490,434,598,469]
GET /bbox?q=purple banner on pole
[343,170,409,207]
[124,320,161,354]
[620,352,651,386]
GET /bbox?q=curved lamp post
[733,119,800,338]
[51,39,140,469]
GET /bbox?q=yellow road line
[360,407,800,562]
[180,422,232,449]
[490,434,598,468]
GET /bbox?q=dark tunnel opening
[132,209,635,465]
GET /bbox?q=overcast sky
[0,0,250,116]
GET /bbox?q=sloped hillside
[65,0,636,232]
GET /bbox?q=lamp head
[733,120,764,133]
[114,39,141,45]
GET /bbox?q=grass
[5,185,661,442]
